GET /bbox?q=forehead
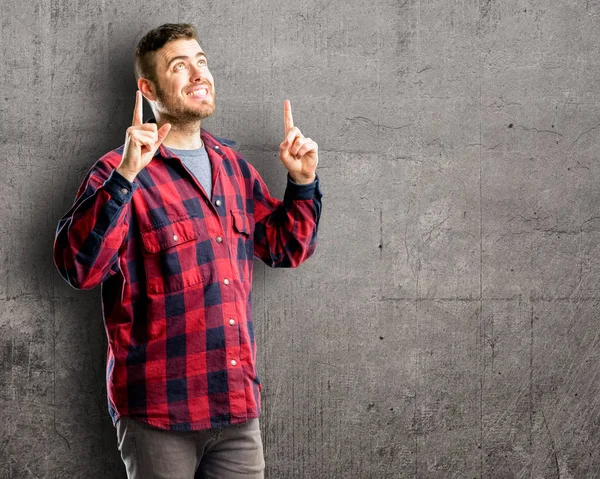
[156,38,205,66]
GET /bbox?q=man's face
[150,38,216,123]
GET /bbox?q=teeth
[188,88,208,96]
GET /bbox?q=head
[134,23,216,124]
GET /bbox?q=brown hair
[134,23,198,84]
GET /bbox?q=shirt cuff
[103,169,139,206]
[284,173,322,202]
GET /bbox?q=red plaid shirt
[53,128,322,431]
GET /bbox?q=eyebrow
[166,51,207,67]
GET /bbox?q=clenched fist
[116,90,171,182]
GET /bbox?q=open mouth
[186,87,210,98]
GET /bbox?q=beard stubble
[154,81,216,126]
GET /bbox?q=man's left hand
[279,100,318,184]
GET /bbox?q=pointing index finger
[284,99,294,135]
[133,90,143,126]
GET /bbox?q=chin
[197,103,216,118]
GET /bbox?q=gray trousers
[116,417,265,479]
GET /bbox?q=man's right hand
[116,90,171,183]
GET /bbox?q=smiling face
[144,38,216,124]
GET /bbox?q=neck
[158,115,203,149]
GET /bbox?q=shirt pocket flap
[141,217,202,253]
[231,209,249,235]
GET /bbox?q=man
[53,23,322,478]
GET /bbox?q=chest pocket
[140,216,207,294]
[230,209,253,282]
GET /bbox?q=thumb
[156,123,172,148]
[279,142,293,168]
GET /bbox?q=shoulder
[84,147,124,186]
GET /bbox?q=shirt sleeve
[53,162,137,290]
[249,163,323,268]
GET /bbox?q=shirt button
[120,188,128,195]
[215,200,222,206]
[173,234,179,242]
[216,236,223,243]
[229,318,235,326]
[230,359,237,366]
[223,278,229,285]
[215,145,220,150]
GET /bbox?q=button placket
[216,200,240,371]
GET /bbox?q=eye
[174,62,186,71]
[198,58,207,66]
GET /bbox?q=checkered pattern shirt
[53,128,322,431]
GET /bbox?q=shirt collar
[146,118,225,159]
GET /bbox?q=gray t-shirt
[167,145,212,199]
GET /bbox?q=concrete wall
[2,0,600,477]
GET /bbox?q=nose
[190,63,205,83]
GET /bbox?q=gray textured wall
[2,0,600,477]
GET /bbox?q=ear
[138,78,157,102]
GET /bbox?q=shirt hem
[112,412,261,432]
